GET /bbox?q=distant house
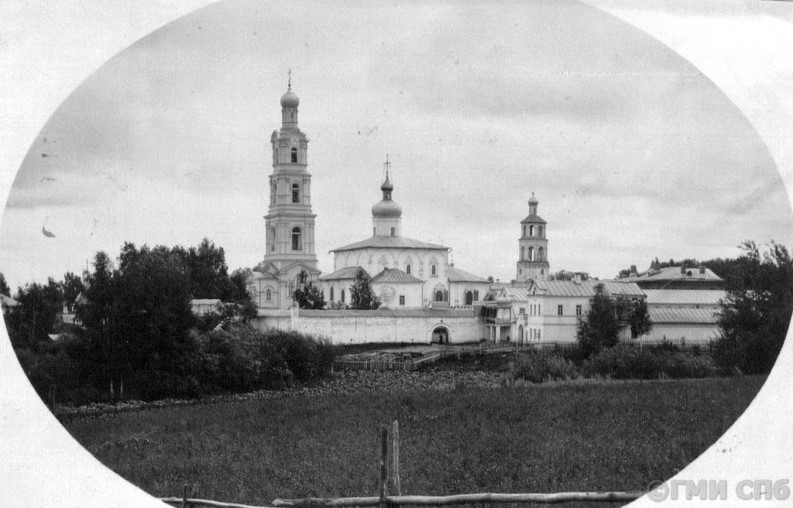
[190,299,223,316]
[640,289,725,345]
[1,294,18,315]
[487,278,645,344]
[621,265,725,290]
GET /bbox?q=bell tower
[260,73,320,308]
[516,193,549,282]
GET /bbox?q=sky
[1,0,792,290]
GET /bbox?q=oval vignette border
[0,2,792,507]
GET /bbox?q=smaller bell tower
[516,193,549,282]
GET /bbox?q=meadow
[63,375,765,507]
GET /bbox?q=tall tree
[0,272,10,296]
[60,271,84,313]
[715,241,793,374]
[350,270,381,310]
[186,238,234,300]
[629,298,653,339]
[5,278,63,349]
[292,270,326,310]
[576,283,620,357]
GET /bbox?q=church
[247,81,718,346]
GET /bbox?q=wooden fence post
[391,421,401,496]
[379,425,389,508]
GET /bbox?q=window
[538,247,545,262]
[390,227,395,236]
[529,225,535,236]
[399,295,405,306]
[538,225,544,237]
[435,290,443,301]
[291,227,302,251]
[519,307,526,315]
[270,228,276,251]
[557,305,563,316]
[292,183,300,203]
[537,329,541,341]
[431,264,437,276]
[465,291,473,305]
[373,227,376,236]
[266,289,272,301]
[523,225,527,237]
[474,290,479,301]
[330,287,334,301]
[291,147,298,163]
[341,289,345,303]
[406,264,411,275]
[576,304,582,316]
[528,247,534,261]
[520,246,525,261]
[538,305,541,315]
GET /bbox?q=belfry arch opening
[431,325,450,345]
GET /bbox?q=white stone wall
[253,311,484,345]
[642,324,720,345]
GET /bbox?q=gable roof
[532,280,644,298]
[446,266,489,283]
[370,267,424,284]
[319,266,368,281]
[498,287,530,301]
[642,289,725,306]
[331,235,449,253]
[625,266,723,283]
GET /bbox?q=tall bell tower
[516,193,549,282]
[259,74,320,308]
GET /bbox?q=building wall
[371,282,424,309]
[643,324,720,345]
[335,248,448,284]
[448,281,490,307]
[253,310,484,345]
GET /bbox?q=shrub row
[510,344,717,384]
[14,325,336,406]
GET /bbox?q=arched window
[529,225,535,236]
[292,183,300,203]
[538,247,545,262]
[520,246,525,261]
[528,246,535,261]
[266,288,272,302]
[291,227,302,251]
[406,264,411,275]
[435,290,443,301]
[341,289,345,303]
[330,287,334,301]
[270,227,276,252]
[465,291,473,305]
[390,227,395,236]
[291,147,298,163]
[538,225,544,237]
[523,225,527,237]
[431,264,437,276]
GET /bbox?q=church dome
[372,199,402,218]
[281,87,299,108]
[528,193,538,205]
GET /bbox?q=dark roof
[520,214,547,224]
[370,267,424,284]
[446,266,489,283]
[331,235,449,253]
[643,289,725,306]
[319,266,368,281]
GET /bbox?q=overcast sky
[1,0,792,290]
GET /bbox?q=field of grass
[63,375,765,507]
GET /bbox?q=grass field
[63,375,765,507]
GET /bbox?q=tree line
[3,238,334,404]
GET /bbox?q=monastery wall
[253,309,484,345]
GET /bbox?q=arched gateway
[431,325,450,344]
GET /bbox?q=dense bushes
[14,324,337,406]
[509,344,717,384]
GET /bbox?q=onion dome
[372,171,402,217]
[280,86,299,108]
[528,193,538,206]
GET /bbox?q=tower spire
[288,68,292,90]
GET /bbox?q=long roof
[330,235,449,253]
[648,307,719,324]
[643,289,725,306]
[520,213,547,224]
[624,266,723,282]
[533,279,645,298]
[370,267,424,284]
[499,287,530,301]
[296,308,477,318]
[446,266,489,283]
[319,266,368,281]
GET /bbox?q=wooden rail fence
[161,420,645,508]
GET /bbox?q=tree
[549,270,590,281]
[576,283,620,357]
[714,240,793,375]
[0,272,10,296]
[60,271,84,313]
[292,270,326,310]
[349,270,381,310]
[184,238,235,300]
[5,278,63,349]
[629,298,653,339]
